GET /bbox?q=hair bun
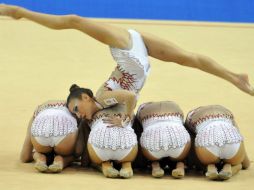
[69,84,80,93]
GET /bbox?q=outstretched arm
[141,32,254,96]
[0,4,130,49]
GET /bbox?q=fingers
[107,124,118,128]
[102,118,114,123]
[106,124,123,128]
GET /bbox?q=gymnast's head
[67,84,96,120]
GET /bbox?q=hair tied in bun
[69,84,80,93]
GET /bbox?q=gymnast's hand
[0,4,23,19]
[103,115,130,128]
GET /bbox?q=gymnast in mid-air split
[0,4,253,97]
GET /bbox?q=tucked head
[67,84,95,120]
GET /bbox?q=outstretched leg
[0,4,130,49]
[140,32,254,96]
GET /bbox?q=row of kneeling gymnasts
[21,98,249,181]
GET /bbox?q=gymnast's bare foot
[218,164,232,180]
[48,155,64,173]
[102,161,119,178]
[33,152,48,172]
[233,73,254,96]
[0,4,23,19]
[205,164,219,180]
[172,162,185,179]
[120,162,133,179]
[151,161,164,178]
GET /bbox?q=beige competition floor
[0,17,254,190]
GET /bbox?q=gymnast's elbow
[20,155,31,163]
[20,151,33,163]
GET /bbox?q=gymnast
[0,4,253,98]
[136,101,191,178]
[185,105,250,180]
[20,100,84,173]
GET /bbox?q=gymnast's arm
[96,90,137,118]
[20,117,34,163]
[74,123,85,157]
[140,32,254,96]
[0,4,130,49]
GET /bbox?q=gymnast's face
[68,94,95,120]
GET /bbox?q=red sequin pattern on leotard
[104,65,137,92]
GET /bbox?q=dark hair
[67,84,94,108]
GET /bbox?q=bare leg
[0,4,130,49]
[195,147,220,180]
[1,4,253,96]
[140,32,254,96]
[224,143,245,166]
[241,143,250,169]
[101,161,119,178]
[217,143,247,180]
[87,143,103,165]
[31,137,53,172]
[218,163,232,180]
[141,148,164,178]
[120,162,133,179]
[119,145,138,179]
[87,143,119,178]
[151,161,164,178]
[33,152,48,172]
[206,164,219,180]
[242,154,250,169]
[231,164,242,176]
[171,142,191,179]
[54,132,78,156]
